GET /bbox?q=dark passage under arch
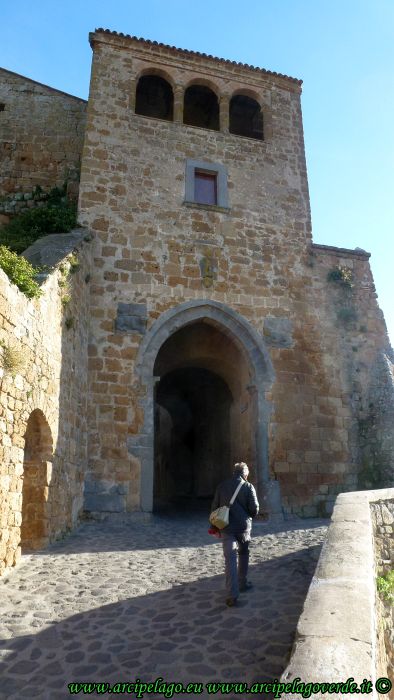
[154,367,232,510]
[132,300,275,514]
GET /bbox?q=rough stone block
[263,317,293,347]
[282,636,373,688]
[115,303,147,333]
[83,493,125,513]
[298,579,373,642]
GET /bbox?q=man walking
[210,462,259,607]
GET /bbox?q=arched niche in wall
[229,93,264,140]
[183,84,220,131]
[135,74,174,121]
[21,409,54,551]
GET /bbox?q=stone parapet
[372,499,394,689]
[281,488,394,698]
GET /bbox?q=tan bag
[209,480,244,529]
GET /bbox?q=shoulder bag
[209,480,244,529]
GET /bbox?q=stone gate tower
[78,29,393,518]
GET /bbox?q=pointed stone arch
[129,300,275,512]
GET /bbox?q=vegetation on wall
[65,317,75,330]
[67,253,81,274]
[0,246,42,299]
[327,265,359,327]
[327,265,354,289]
[0,340,27,376]
[0,183,80,298]
[0,184,77,254]
[58,254,80,307]
[377,569,394,604]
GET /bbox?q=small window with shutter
[194,171,217,206]
[184,160,229,211]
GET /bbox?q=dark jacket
[211,475,259,535]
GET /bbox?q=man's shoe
[225,597,237,607]
[239,581,253,592]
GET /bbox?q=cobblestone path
[0,514,328,700]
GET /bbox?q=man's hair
[233,462,249,478]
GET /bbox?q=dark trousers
[221,532,250,599]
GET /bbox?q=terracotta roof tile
[92,28,302,86]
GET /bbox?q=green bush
[0,203,77,254]
[327,266,353,288]
[68,253,81,274]
[377,570,394,603]
[32,183,68,204]
[0,246,42,299]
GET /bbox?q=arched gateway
[129,300,276,513]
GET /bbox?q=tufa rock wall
[0,231,91,576]
[0,68,86,218]
[77,31,393,517]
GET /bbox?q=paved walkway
[0,514,328,700]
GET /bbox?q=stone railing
[281,488,394,699]
[371,499,394,688]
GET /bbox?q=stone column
[173,86,183,123]
[220,94,230,133]
[129,78,137,112]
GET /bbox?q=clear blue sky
[3,0,393,346]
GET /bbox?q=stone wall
[371,499,394,690]
[282,488,394,699]
[0,68,86,215]
[78,31,312,516]
[360,354,394,489]
[77,30,393,517]
[1,32,392,525]
[0,185,77,225]
[291,243,394,513]
[0,230,91,576]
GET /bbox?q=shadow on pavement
[0,544,323,700]
[17,512,328,556]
